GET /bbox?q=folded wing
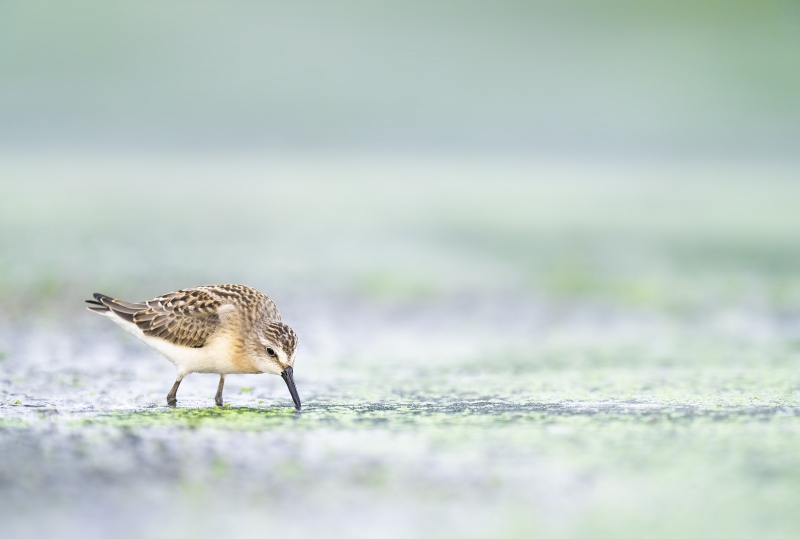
[87,289,224,348]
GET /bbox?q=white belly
[105,313,245,374]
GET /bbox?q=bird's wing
[195,284,281,321]
[92,289,227,348]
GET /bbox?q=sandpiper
[86,284,301,409]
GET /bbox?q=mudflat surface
[2,157,800,538]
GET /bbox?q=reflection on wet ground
[1,298,800,539]
[3,168,800,537]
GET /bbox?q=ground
[1,156,799,538]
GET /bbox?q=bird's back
[87,284,280,349]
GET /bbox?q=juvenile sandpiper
[86,284,301,409]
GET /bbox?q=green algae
[3,166,800,538]
[0,418,27,428]
[76,396,799,433]
[3,365,800,539]
[7,396,798,539]
[86,406,299,430]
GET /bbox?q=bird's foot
[167,397,177,407]
[215,396,223,407]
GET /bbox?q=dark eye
[266,347,276,357]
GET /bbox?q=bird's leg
[166,374,184,407]
[215,374,226,407]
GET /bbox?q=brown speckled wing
[133,289,224,348]
[196,284,281,322]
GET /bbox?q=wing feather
[130,289,225,348]
[89,284,275,349]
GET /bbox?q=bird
[85,284,301,410]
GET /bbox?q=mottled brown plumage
[86,284,301,409]
[90,284,281,348]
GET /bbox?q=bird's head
[250,320,301,409]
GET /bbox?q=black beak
[281,366,302,411]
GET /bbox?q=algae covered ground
[1,156,800,539]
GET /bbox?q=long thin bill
[281,366,302,411]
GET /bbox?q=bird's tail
[85,293,111,314]
[85,293,146,322]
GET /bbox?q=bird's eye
[266,347,276,357]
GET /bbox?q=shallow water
[2,298,800,539]
[2,158,800,538]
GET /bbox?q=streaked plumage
[86,284,301,409]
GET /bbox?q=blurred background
[1,0,799,155]
[1,0,799,310]
[2,1,800,539]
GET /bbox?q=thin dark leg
[166,375,184,407]
[215,374,226,407]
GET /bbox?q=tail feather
[86,297,109,314]
[86,293,146,323]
